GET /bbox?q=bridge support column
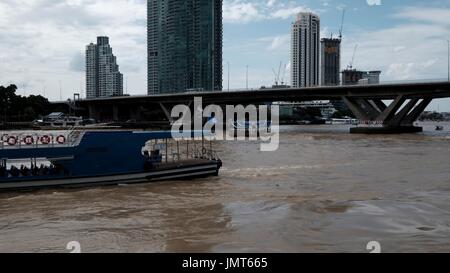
[159,103,174,125]
[113,105,119,122]
[344,95,432,134]
[88,105,101,122]
[129,107,142,121]
[159,101,193,126]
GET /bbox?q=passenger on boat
[32,165,40,176]
[20,165,30,176]
[39,164,50,176]
[10,166,20,177]
[144,150,163,170]
[0,166,6,177]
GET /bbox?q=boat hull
[0,160,221,191]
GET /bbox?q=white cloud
[223,0,262,23]
[270,6,312,20]
[223,0,314,23]
[342,20,449,81]
[266,0,277,8]
[366,0,382,6]
[259,34,290,51]
[394,7,450,26]
[367,0,381,6]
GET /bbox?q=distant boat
[436,126,444,131]
[326,118,359,125]
[33,112,95,128]
[233,120,271,132]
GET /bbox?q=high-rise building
[86,36,123,99]
[291,12,320,88]
[147,0,223,94]
[321,38,341,86]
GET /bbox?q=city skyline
[0,0,450,110]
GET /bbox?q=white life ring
[23,136,34,145]
[56,135,66,144]
[7,136,17,146]
[40,135,51,145]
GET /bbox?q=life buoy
[23,136,34,145]
[40,135,51,145]
[56,135,66,144]
[7,136,17,146]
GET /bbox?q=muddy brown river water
[1,123,449,253]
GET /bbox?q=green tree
[0,84,50,122]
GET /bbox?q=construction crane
[281,63,288,85]
[347,44,358,70]
[339,9,346,41]
[272,68,279,86]
[272,61,284,86]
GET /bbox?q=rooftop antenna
[227,61,230,91]
[59,80,62,101]
[339,9,346,41]
[246,65,249,90]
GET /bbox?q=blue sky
[0,0,450,110]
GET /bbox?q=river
[0,122,449,253]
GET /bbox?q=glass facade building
[148,0,223,94]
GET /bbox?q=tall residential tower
[86,37,123,98]
[291,12,320,88]
[147,0,223,94]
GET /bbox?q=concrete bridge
[59,81,450,133]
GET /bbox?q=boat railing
[192,146,220,161]
[145,138,221,164]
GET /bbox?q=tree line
[0,84,51,122]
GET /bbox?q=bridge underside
[57,81,450,134]
[343,95,432,134]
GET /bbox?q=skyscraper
[86,36,123,99]
[147,0,223,94]
[321,38,341,86]
[291,12,320,88]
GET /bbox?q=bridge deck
[58,81,450,106]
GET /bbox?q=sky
[0,0,450,110]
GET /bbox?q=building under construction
[321,38,341,86]
[342,70,381,85]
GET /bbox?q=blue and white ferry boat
[0,130,222,191]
